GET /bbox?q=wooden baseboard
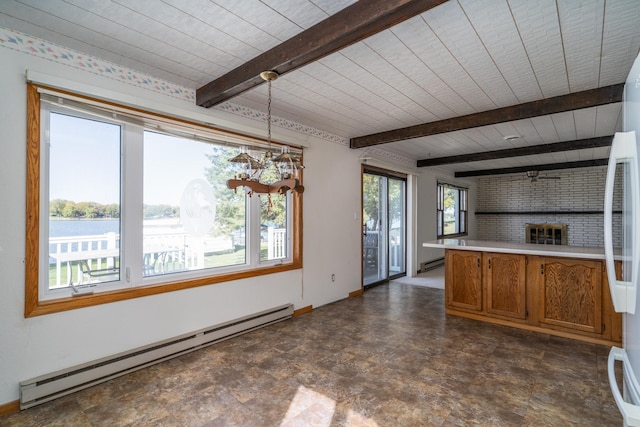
[0,400,19,417]
[445,309,620,347]
[349,288,363,297]
[293,305,312,316]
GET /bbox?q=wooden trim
[349,289,364,297]
[362,164,408,179]
[25,83,41,318]
[417,136,612,167]
[445,308,620,346]
[351,84,624,148]
[196,0,447,107]
[24,83,304,317]
[0,400,20,417]
[26,262,302,317]
[293,305,313,316]
[454,159,609,178]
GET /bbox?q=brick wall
[475,166,623,247]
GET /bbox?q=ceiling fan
[523,170,561,183]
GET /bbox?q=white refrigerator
[606,51,640,426]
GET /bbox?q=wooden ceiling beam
[196,0,448,108]
[454,159,609,178]
[417,135,612,167]
[351,84,624,148]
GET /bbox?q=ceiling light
[503,135,520,141]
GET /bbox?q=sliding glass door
[362,168,406,287]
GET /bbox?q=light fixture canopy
[227,71,304,195]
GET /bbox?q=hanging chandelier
[226,71,304,196]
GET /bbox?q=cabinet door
[484,253,526,320]
[445,250,482,312]
[538,258,602,334]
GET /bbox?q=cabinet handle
[488,259,491,269]
[477,258,480,268]
[540,264,544,275]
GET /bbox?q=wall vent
[19,303,293,409]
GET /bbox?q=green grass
[204,247,271,268]
[204,249,246,268]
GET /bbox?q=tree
[144,204,177,219]
[104,203,120,218]
[362,174,381,230]
[204,146,290,237]
[62,201,80,218]
[49,199,68,217]
[204,146,246,237]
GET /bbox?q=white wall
[415,169,477,272]
[0,46,368,405]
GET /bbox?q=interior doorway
[362,167,406,287]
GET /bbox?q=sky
[143,131,215,206]
[49,113,215,207]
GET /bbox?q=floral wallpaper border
[0,26,352,147]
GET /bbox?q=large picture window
[25,84,302,316]
[437,182,468,238]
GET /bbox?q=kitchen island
[423,239,622,345]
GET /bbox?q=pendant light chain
[267,78,272,144]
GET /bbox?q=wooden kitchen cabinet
[484,253,527,320]
[442,248,621,346]
[536,257,602,334]
[445,250,482,312]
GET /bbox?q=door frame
[361,165,407,288]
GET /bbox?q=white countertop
[422,239,609,260]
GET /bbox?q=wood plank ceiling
[1,0,640,176]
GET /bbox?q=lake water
[49,219,120,237]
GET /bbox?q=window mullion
[39,106,52,298]
[286,192,293,259]
[122,123,144,285]
[248,193,262,267]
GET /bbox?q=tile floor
[389,267,445,289]
[0,283,623,426]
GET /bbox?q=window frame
[436,181,468,238]
[25,83,303,317]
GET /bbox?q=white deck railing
[49,233,119,287]
[49,229,287,287]
[267,227,286,259]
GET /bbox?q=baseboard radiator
[20,303,293,409]
[419,257,444,273]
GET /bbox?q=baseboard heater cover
[419,257,444,273]
[19,303,293,409]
